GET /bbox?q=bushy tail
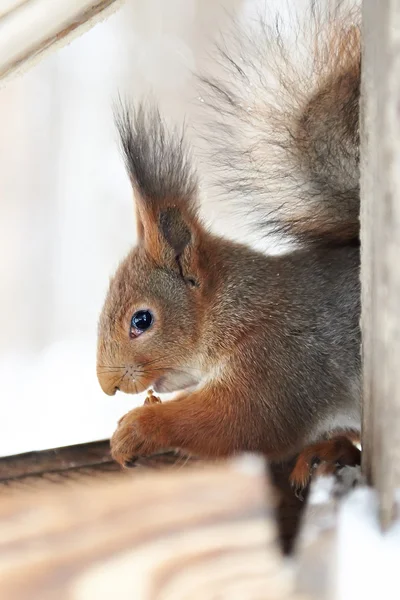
[198,1,361,245]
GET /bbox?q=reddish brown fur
[289,433,361,489]
[101,222,313,463]
[98,6,362,477]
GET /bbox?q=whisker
[119,371,129,390]
[137,357,164,369]
[106,372,126,390]
[137,355,202,374]
[138,354,189,368]
[145,366,203,376]
[139,367,203,382]
[133,368,147,376]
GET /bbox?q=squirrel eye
[130,310,153,336]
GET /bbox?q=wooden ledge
[0,455,307,599]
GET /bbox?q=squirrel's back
[198,1,360,245]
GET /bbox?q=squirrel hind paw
[289,436,361,491]
[333,465,365,497]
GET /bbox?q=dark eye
[130,310,153,336]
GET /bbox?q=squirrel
[96,2,362,488]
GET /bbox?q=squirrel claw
[124,458,139,468]
[110,403,168,466]
[293,485,305,501]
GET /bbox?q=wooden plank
[0,0,124,84]
[295,476,338,600]
[0,442,198,491]
[0,444,308,556]
[360,0,400,528]
[0,456,304,600]
[0,440,125,492]
[359,0,375,487]
[0,440,113,482]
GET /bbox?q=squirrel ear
[136,198,200,272]
[159,207,192,255]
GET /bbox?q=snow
[336,488,400,600]
[0,339,146,457]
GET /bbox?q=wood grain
[360,0,400,528]
[295,477,338,600]
[0,441,203,492]
[0,440,124,492]
[0,455,306,600]
[0,442,308,559]
[0,440,114,482]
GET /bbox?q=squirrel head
[97,105,217,396]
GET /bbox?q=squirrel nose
[97,362,142,395]
[97,370,121,396]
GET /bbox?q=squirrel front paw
[110,403,171,467]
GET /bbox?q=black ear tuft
[114,100,198,214]
[159,207,192,255]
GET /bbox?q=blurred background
[0,0,301,456]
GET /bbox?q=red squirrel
[96,3,361,487]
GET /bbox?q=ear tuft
[114,101,198,214]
